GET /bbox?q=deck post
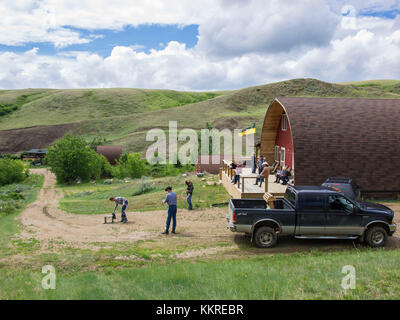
[241,177,245,193]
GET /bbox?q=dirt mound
[0,123,77,154]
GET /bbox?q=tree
[46,135,103,184]
[116,152,149,179]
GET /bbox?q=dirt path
[19,169,232,246]
[18,169,400,255]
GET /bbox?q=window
[284,188,297,207]
[280,147,285,166]
[328,195,354,214]
[299,194,326,212]
[281,114,287,131]
[274,146,280,162]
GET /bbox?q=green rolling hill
[0,78,399,154]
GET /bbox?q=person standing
[259,162,270,187]
[233,162,243,185]
[254,156,265,185]
[162,186,177,235]
[185,180,194,210]
[109,196,128,223]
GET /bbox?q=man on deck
[109,196,128,223]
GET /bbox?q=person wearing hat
[258,162,270,187]
[162,186,177,234]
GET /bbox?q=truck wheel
[254,227,277,248]
[366,226,387,248]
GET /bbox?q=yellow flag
[238,123,256,136]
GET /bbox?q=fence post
[219,168,222,180]
[264,175,269,193]
[241,177,245,193]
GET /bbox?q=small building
[260,97,400,199]
[22,149,48,161]
[96,145,122,165]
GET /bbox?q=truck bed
[230,198,292,210]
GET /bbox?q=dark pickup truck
[226,185,396,248]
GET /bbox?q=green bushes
[114,152,195,179]
[0,159,27,186]
[45,135,196,184]
[131,178,156,196]
[46,135,106,184]
[114,152,149,179]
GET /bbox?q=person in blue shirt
[162,186,177,235]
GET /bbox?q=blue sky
[0,24,199,57]
[0,1,399,90]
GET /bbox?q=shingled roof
[261,97,400,194]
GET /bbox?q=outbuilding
[260,97,400,198]
[96,145,122,165]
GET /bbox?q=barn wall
[275,116,293,169]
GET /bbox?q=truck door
[325,195,363,235]
[296,193,326,235]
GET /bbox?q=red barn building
[260,97,400,199]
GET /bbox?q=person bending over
[109,196,128,223]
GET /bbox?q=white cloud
[0,0,399,89]
[197,0,339,57]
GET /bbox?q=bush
[132,179,156,196]
[99,155,114,178]
[0,158,27,186]
[0,199,20,215]
[115,152,149,179]
[46,135,106,184]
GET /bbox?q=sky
[0,0,399,90]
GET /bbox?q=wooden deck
[220,162,287,199]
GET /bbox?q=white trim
[281,147,285,167]
[274,145,280,162]
[281,114,287,131]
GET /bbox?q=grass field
[1,239,400,299]
[0,171,400,300]
[59,174,230,214]
[1,78,400,154]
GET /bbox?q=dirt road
[19,169,232,246]
[18,169,400,255]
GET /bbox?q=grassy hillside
[0,78,399,153]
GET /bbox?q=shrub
[0,199,19,215]
[0,158,27,186]
[132,179,156,196]
[99,155,114,178]
[46,135,105,184]
[115,152,149,179]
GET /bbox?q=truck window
[299,194,326,211]
[328,195,354,214]
[284,188,296,207]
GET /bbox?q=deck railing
[221,160,268,193]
